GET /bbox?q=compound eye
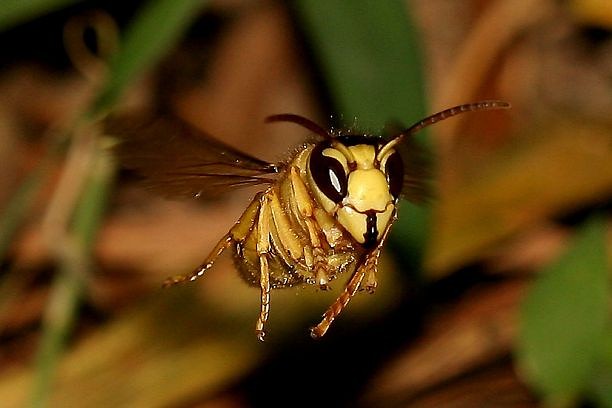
[385,151,404,198]
[309,144,348,203]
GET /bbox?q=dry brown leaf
[426,120,612,276]
[364,280,526,404]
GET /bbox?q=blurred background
[0,0,611,407]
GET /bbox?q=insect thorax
[232,145,363,289]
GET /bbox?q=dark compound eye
[309,143,347,203]
[385,151,404,198]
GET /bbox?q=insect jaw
[335,202,395,247]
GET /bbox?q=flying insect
[115,100,510,340]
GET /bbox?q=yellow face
[307,137,404,248]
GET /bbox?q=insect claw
[161,276,185,288]
[310,318,333,338]
[317,274,330,290]
[309,326,324,339]
[256,330,266,342]
[362,269,378,294]
[315,269,330,290]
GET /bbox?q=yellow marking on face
[336,206,367,244]
[345,169,391,212]
[322,147,349,173]
[347,144,376,169]
[331,142,355,163]
[336,203,395,244]
[376,204,394,238]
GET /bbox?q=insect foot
[361,266,378,294]
[316,276,331,291]
[309,326,322,339]
[162,275,189,288]
[362,282,377,295]
[256,329,266,342]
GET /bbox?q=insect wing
[110,115,279,199]
[383,121,432,203]
[399,134,432,203]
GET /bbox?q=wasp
[115,100,510,340]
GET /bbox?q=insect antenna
[394,100,511,141]
[265,114,334,141]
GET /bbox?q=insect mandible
[115,100,510,340]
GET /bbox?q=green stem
[30,148,115,408]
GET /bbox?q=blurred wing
[384,121,433,203]
[401,138,432,204]
[108,115,280,199]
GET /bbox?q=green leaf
[517,215,610,404]
[30,148,115,408]
[91,0,204,115]
[293,0,425,129]
[589,327,612,408]
[27,0,206,402]
[0,0,79,32]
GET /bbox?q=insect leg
[162,234,233,287]
[254,194,272,341]
[269,190,305,265]
[310,215,396,337]
[289,166,331,289]
[362,268,378,294]
[310,266,366,339]
[255,255,270,341]
[162,192,263,287]
[359,246,383,295]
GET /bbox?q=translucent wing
[383,121,432,203]
[400,135,432,204]
[108,115,280,199]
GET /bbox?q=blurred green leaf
[91,0,204,115]
[589,327,612,408]
[293,0,429,256]
[293,0,425,130]
[517,215,610,404]
[31,147,115,408]
[26,0,206,402]
[0,0,79,31]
